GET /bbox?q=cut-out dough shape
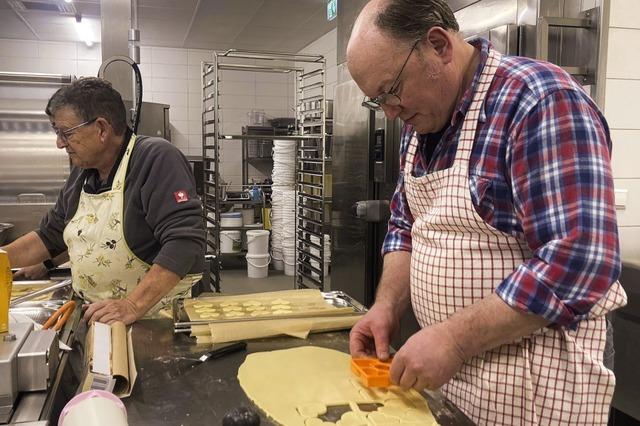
[222,306,243,312]
[270,299,291,305]
[243,301,262,307]
[271,304,292,310]
[193,302,213,308]
[237,346,438,426]
[246,306,266,312]
[338,411,368,426]
[297,402,327,418]
[199,312,220,319]
[250,311,268,317]
[225,311,245,318]
[220,301,240,307]
[272,309,293,315]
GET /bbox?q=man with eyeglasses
[2,77,205,325]
[346,0,625,424]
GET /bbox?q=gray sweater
[37,133,205,277]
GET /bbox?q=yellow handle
[0,249,12,334]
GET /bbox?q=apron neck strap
[112,133,137,186]
[453,49,502,168]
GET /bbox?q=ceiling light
[74,14,93,47]
[65,0,73,3]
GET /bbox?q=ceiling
[0,0,336,52]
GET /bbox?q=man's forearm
[375,251,412,316]
[1,231,50,268]
[126,263,181,317]
[445,293,549,361]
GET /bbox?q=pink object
[58,390,126,426]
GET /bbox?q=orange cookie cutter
[350,357,392,388]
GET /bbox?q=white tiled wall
[0,38,296,186]
[605,0,640,263]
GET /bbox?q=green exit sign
[327,0,337,21]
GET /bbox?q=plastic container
[220,231,241,253]
[221,212,242,228]
[59,390,128,426]
[246,229,269,255]
[241,208,255,225]
[246,253,271,278]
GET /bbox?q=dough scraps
[237,346,438,426]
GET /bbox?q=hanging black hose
[97,55,144,134]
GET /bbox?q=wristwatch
[43,259,56,271]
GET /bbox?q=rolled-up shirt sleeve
[382,126,415,255]
[495,88,620,328]
[138,144,205,277]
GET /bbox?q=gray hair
[46,77,128,135]
[375,0,459,42]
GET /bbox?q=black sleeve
[138,142,205,277]
[35,168,83,257]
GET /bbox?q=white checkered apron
[404,49,627,425]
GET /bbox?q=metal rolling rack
[201,49,327,291]
[201,59,221,290]
[295,59,331,291]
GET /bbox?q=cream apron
[404,49,627,425]
[63,134,201,315]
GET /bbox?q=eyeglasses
[362,39,420,111]
[52,117,97,143]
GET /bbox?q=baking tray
[173,291,367,334]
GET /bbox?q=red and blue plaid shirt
[383,38,620,328]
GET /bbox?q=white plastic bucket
[271,248,284,270]
[221,212,242,228]
[220,230,241,253]
[283,257,295,276]
[241,208,255,225]
[246,253,271,278]
[59,390,127,426]
[247,229,270,255]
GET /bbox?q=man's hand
[389,322,465,390]
[349,301,400,360]
[82,299,139,325]
[13,263,48,280]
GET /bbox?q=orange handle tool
[43,300,76,331]
[350,357,393,388]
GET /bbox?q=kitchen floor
[218,268,330,295]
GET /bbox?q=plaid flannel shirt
[383,38,620,328]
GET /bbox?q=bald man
[346,1,625,424]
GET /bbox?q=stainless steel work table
[120,319,473,425]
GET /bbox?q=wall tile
[220,94,255,109]
[77,43,100,61]
[614,178,640,227]
[188,107,202,121]
[170,106,188,121]
[188,78,201,94]
[610,0,640,29]
[153,91,188,107]
[0,39,38,58]
[604,79,640,129]
[0,57,40,73]
[151,77,188,93]
[152,63,188,79]
[151,47,187,65]
[188,49,213,66]
[255,96,287,110]
[170,119,189,135]
[38,58,77,75]
[77,60,100,77]
[188,65,201,80]
[619,226,640,263]
[611,130,640,179]
[220,81,256,96]
[606,28,640,80]
[38,42,77,60]
[139,47,152,64]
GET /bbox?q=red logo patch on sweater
[174,190,189,203]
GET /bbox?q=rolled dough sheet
[238,346,438,426]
